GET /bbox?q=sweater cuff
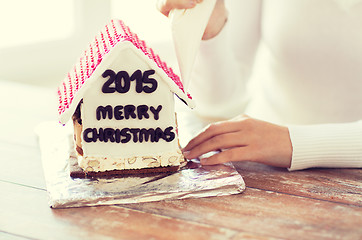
[288,121,362,171]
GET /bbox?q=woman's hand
[156,0,228,40]
[183,115,293,168]
[157,0,200,17]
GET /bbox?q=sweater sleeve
[288,121,362,171]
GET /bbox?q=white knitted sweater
[187,0,362,170]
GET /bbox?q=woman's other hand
[157,0,228,40]
[183,115,293,168]
[157,0,200,17]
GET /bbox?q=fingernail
[183,151,191,158]
[199,157,208,165]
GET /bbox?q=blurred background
[0,0,177,88]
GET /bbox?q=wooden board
[122,188,362,240]
[233,162,362,206]
[1,181,270,240]
[1,81,362,240]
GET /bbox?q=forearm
[288,121,362,170]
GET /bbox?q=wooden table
[1,80,361,240]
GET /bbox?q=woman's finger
[183,120,244,152]
[183,132,246,159]
[200,146,254,165]
[157,0,199,17]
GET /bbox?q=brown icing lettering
[101,69,158,94]
[83,126,175,143]
[96,104,162,121]
[96,105,113,120]
[149,105,162,120]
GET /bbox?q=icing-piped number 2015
[102,69,158,94]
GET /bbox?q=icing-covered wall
[81,45,179,158]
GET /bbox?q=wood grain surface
[1,81,361,240]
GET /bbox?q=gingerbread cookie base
[69,156,179,179]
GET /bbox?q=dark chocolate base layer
[69,156,180,179]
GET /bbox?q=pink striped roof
[57,19,191,117]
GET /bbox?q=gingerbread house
[57,19,194,176]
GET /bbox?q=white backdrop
[0,0,176,87]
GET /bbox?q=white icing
[75,41,187,172]
[334,0,362,11]
[59,41,195,125]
